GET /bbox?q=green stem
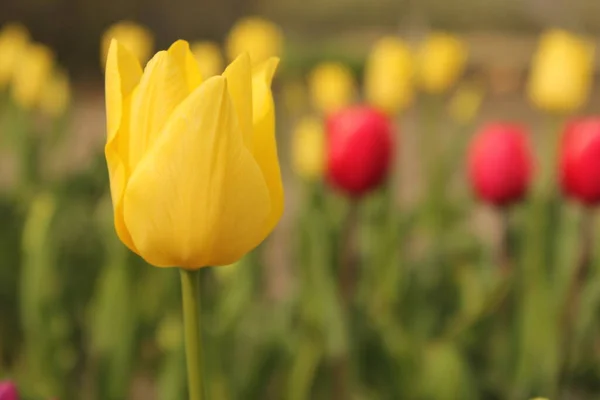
[179,268,204,400]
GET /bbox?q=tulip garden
[1,12,600,400]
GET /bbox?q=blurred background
[2,0,600,399]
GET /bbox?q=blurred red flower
[468,123,533,206]
[326,106,395,197]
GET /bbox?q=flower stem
[179,268,204,400]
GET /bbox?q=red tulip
[468,123,533,206]
[560,117,600,205]
[0,381,18,400]
[326,106,394,197]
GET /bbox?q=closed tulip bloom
[326,106,394,196]
[364,36,414,114]
[468,123,533,206]
[226,17,283,65]
[11,43,54,110]
[0,23,29,88]
[527,29,594,113]
[0,381,18,400]
[191,41,224,78]
[292,116,325,181]
[560,118,600,205]
[309,62,357,115]
[105,40,283,268]
[101,21,154,67]
[417,32,467,93]
[39,68,71,117]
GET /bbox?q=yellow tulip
[527,29,594,113]
[292,116,325,181]
[190,41,224,78]
[101,21,154,67]
[364,36,414,114]
[105,39,283,268]
[308,62,356,114]
[417,32,467,93]
[0,23,29,88]
[447,81,484,124]
[12,43,54,110]
[39,69,71,117]
[226,17,283,65]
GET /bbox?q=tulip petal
[123,77,271,268]
[167,40,203,91]
[222,53,253,150]
[251,57,284,236]
[105,39,142,252]
[128,49,189,171]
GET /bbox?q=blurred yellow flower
[417,32,468,94]
[12,43,54,110]
[190,41,224,78]
[226,17,283,65]
[308,62,356,114]
[105,40,283,268]
[364,36,414,114]
[527,29,594,113]
[39,69,71,117]
[292,116,325,181]
[0,23,29,88]
[101,21,154,67]
[447,81,484,124]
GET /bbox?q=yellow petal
[167,39,203,92]
[222,52,253,150]
[104,39,143,252]
[251,57,284,237]
[123,77,271,268]
[128,49,189,171]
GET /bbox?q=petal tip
[259,57,280,85]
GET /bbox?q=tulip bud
[11,43,54,110]
[226,17,283,65]
[560,118,600,205]
[292,116,325,181]
[468,123,533,206]
[326,106,394,196]
[190,41,224,78]
[0,381,18,400]
[364,36,414,114]
[527,29,594,113]
[416,32,468,94]
[0,23,29,89]
[308,62,357,115]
